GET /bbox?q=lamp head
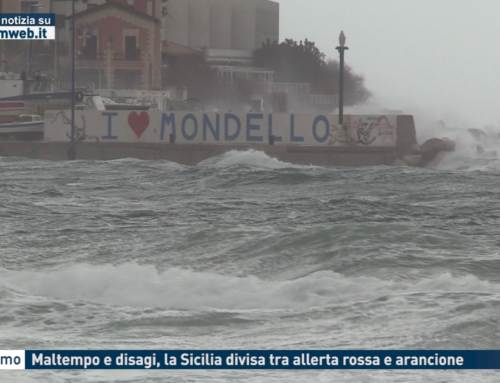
[339,31,346,47]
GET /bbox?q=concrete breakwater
[0,141,397,166]
[0,110,454,166]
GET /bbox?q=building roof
[204,49,254,66]
[162,41,202,56]
[68,0,160,23]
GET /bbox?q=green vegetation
[254,39,371,106]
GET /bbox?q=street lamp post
[336,31,348,125]
[107,37,113,89]
[71,0,75,144]
[98,29,102,89]
[54,17,59,87]
[28,4,43,79]
[78,26,83,75]
[86,25,94,90]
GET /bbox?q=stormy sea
[1,135,500,382]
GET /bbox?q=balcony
[75,51,144,71]
[77,46,98,61]
[115,48,142,61]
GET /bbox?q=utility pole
[71,0,75,143]
[98,28,102,89]
[336,31,349,125]
[28,4,43,79]
[107,38,112,89]
[54,21,59,87]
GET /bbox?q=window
[40,82,50,92]
[124,35,139,60]
[85,35,98,60]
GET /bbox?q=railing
[166,90,186,101]
[267,83,310,94]
[77,49,99,61]
[115,48,141,61]
[76,49,141,62]
[310,94,339,105]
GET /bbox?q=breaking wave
[415,121,500,172]
[198,150,319,170]
[1,264,499,310]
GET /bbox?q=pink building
[71,0,162,90]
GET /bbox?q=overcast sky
[279,0,500,128]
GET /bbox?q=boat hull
[0,121,44,141]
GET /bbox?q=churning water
[1,146,500,382]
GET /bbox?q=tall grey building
[164,0,279,52]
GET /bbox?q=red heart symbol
[128,111,150,138]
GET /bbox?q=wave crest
[198,150,319,170]
[1,264,499,310]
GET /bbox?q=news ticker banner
[2,350,500,370]
[0,14,55,40]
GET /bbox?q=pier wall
[0,112,417,166]
[0,141,397,166]
[44,111,411,148]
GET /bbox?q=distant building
[162,0,279,103]
[69,0,162,90]
[164,0,279,55]
[3,0,280,99]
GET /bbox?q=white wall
[44,110,398,148]
[0,80,23,98]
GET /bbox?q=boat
[0,70,75,117]
[0,114,44,141]
[75,96,150,111]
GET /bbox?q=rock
[476,145,498,158]
[391,159,409,167]
[420,138,455,165]
[404,144,421,155]
[421,138,455,154]
[469,128,488,143]
[403,154,422,167]
[424,151,451,168]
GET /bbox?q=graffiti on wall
[352,116,394,146]
[50,111,99,142]
[328,124,354,146]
